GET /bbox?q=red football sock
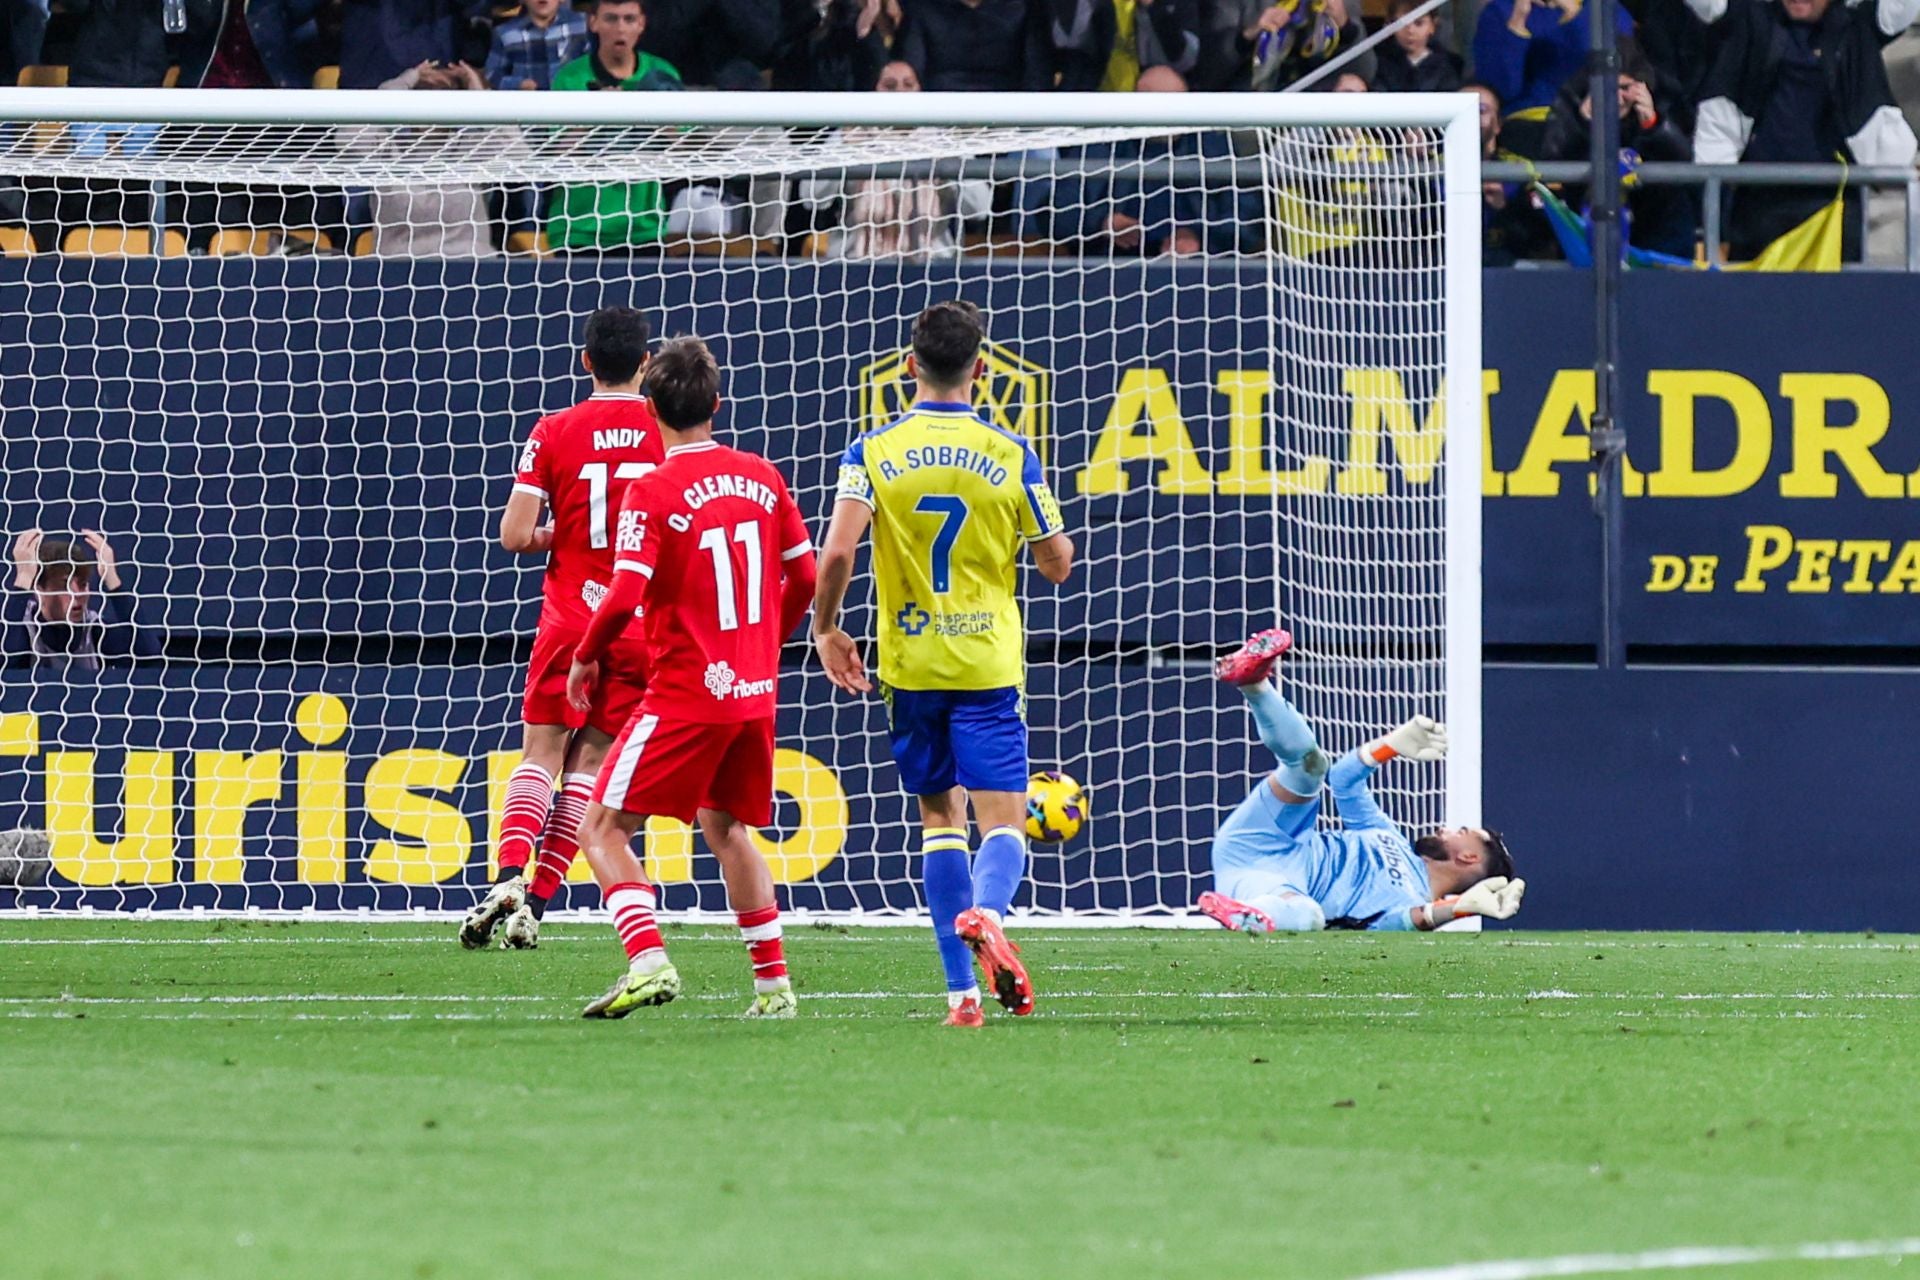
[738,904,786,991]
[530,771,594,901]
[606,881,666,965]
[497,760,554,875]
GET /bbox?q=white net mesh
[0,105,1471,916]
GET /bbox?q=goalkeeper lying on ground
[1197,629,1525,933]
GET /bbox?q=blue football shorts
[881,684,1029,796]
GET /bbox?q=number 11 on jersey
[698,522,765,632]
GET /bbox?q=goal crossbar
[0,88,1479,131]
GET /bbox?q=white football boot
[459,876,525,950]
[501,904,540,950]
[744,979,797,1018]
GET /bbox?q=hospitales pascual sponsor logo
[859,339,1051,467]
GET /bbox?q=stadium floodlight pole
[1589,0,1628,670]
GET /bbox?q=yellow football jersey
[837,401,1065,692]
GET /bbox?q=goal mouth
[0,91,1479,915]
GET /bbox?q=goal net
[0,90,1479,918]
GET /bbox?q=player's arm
[568,495,656,709]
[1031,530,1074,584]
[1409,878,1526,930]
[1326,717,1445,835]
[567,564,650,710]
[774,478,819,640]
[812,440,875,695]
[502,419,554,554]
[1018,445,1073,584]
[499,490,552,554]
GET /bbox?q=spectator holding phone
[1474,0,1634,155]
[339,0,493,89]
[1540,40,1695,259]
[4,530,161,673]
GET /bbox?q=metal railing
[826,155,1920,269]
[1483,161,1920,270]
[5,146,1910,269]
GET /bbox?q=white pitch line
[4,1008,1873,1025]
[1351,1237,1920,1280]
[4,989,1915,1007]
[1,931,1916,950]
[3,1008,1379,1024]
[0,933,1135,947]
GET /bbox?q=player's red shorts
[594,713,776,827]
[522,622,649,739]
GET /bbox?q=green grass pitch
[4,921,1919,1280]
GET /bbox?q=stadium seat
[283,228,336,253]
[61,226,189,257]
[0,227,36,256]
[351,229,376,256]
[961,233,1029,258]
[504,229,550,256]
[163,66,181,88]
[675,235,769,258]
[207,229,275,256]
[313,66,339,90]
[16,65,67,87]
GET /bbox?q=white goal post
[0,89,1480,921]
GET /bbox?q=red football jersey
[512,392,665,629]
[611,440,813,723]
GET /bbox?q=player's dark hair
[644,337,722,430]
[583,307,652,385]
[1481,829,1515,882]
[911,300,985,389]
[34,539,92,589]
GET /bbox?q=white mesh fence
[0,98,1476,916]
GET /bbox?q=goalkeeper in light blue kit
[1198,628,1526,933]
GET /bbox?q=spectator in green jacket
[547,0,685,253]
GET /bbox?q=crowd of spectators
[1,0,1918,262]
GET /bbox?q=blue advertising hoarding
[3,260,1917,925]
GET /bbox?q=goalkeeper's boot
[501,904,540,950]
[1197,890,1276,934]
[1214,628,1293,687]
[582,962,682,1019]
[944,996,985,1029]
[745,979,798,1019]
[955,908,1034,1016]
[460,875,526,950]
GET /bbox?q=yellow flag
[1728,191,1845,273]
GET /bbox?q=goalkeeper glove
[1421,876,1526,928]
[1363,715,1448,765]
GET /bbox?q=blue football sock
[1243,681,1326,795]
[971,825,1027,918]
[1242,680,1318,765]
[923,828,977,992]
